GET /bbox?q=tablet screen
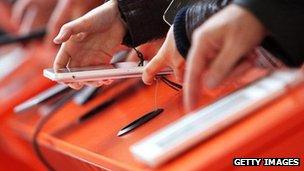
[56,65,115,73]
[55,62,140,73]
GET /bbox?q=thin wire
[154,78,159,110]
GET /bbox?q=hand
[46,0,102,41]
[142,27,185,85]
[53,0,126,89]
[184,4,266,111]
[12,0,57,34]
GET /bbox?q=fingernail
[53,36,61,44]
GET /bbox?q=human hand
[46,0,102,42]
[184,4,266,111]
[142,27,185,85]
[12,0,57,34]
[53,0,126,89]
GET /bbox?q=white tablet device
[43,62,173,82]
[130,70,303,167]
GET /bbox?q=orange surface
[0,43,55,170]
[0,43,56,117]
[0,7,303,167]
[6,68,303,171]
[0,122,46,171]
[0,1,16,33]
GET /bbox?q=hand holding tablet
[43,62,173,84]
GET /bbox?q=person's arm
[117,0,171,47]
[175,0,304,66]
[173,0,231,57]
[141,0,231,85]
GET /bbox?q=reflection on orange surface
[3,66,303,171]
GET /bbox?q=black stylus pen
[117,108,164,137]
[78,81,144,123]
[0,28,46,45]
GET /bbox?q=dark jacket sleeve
[117,0,171,47]
[173,0,231,57]
[233,0,304,67]
[174,0,304,67]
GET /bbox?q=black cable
[0,28,46,46]
[32,112,56,171]
[134,48,183,91]
[133,47,145,66]
[160,76,183,91]
[32,90,77,171]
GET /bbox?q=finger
[53,44,70,71]
[53,16,92,44]
[84,79,113,87]
[84,81,103,87]
[204,42,245,89]
[126,49,141,62]
[173,61,185,84]
[184,33,211,112]
[228,59,254,79]
[12,0,31,24]
[103,79,114,85]
[142,52,166,85]
[67,82,84,90]
[47,0,72,40]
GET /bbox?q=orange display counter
[0,6,302,168]
[0,44,56,117]
[6,68,303,171]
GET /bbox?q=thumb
[53,16,92,44]
[142,52,167,85]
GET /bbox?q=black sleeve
[117,0,171,47]
[173,0,231,58]
[173,7,190,57]
[233,0,304,67]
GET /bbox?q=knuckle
[61,24,70,32]
[192,28,209,44]
[80,16,91,28]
